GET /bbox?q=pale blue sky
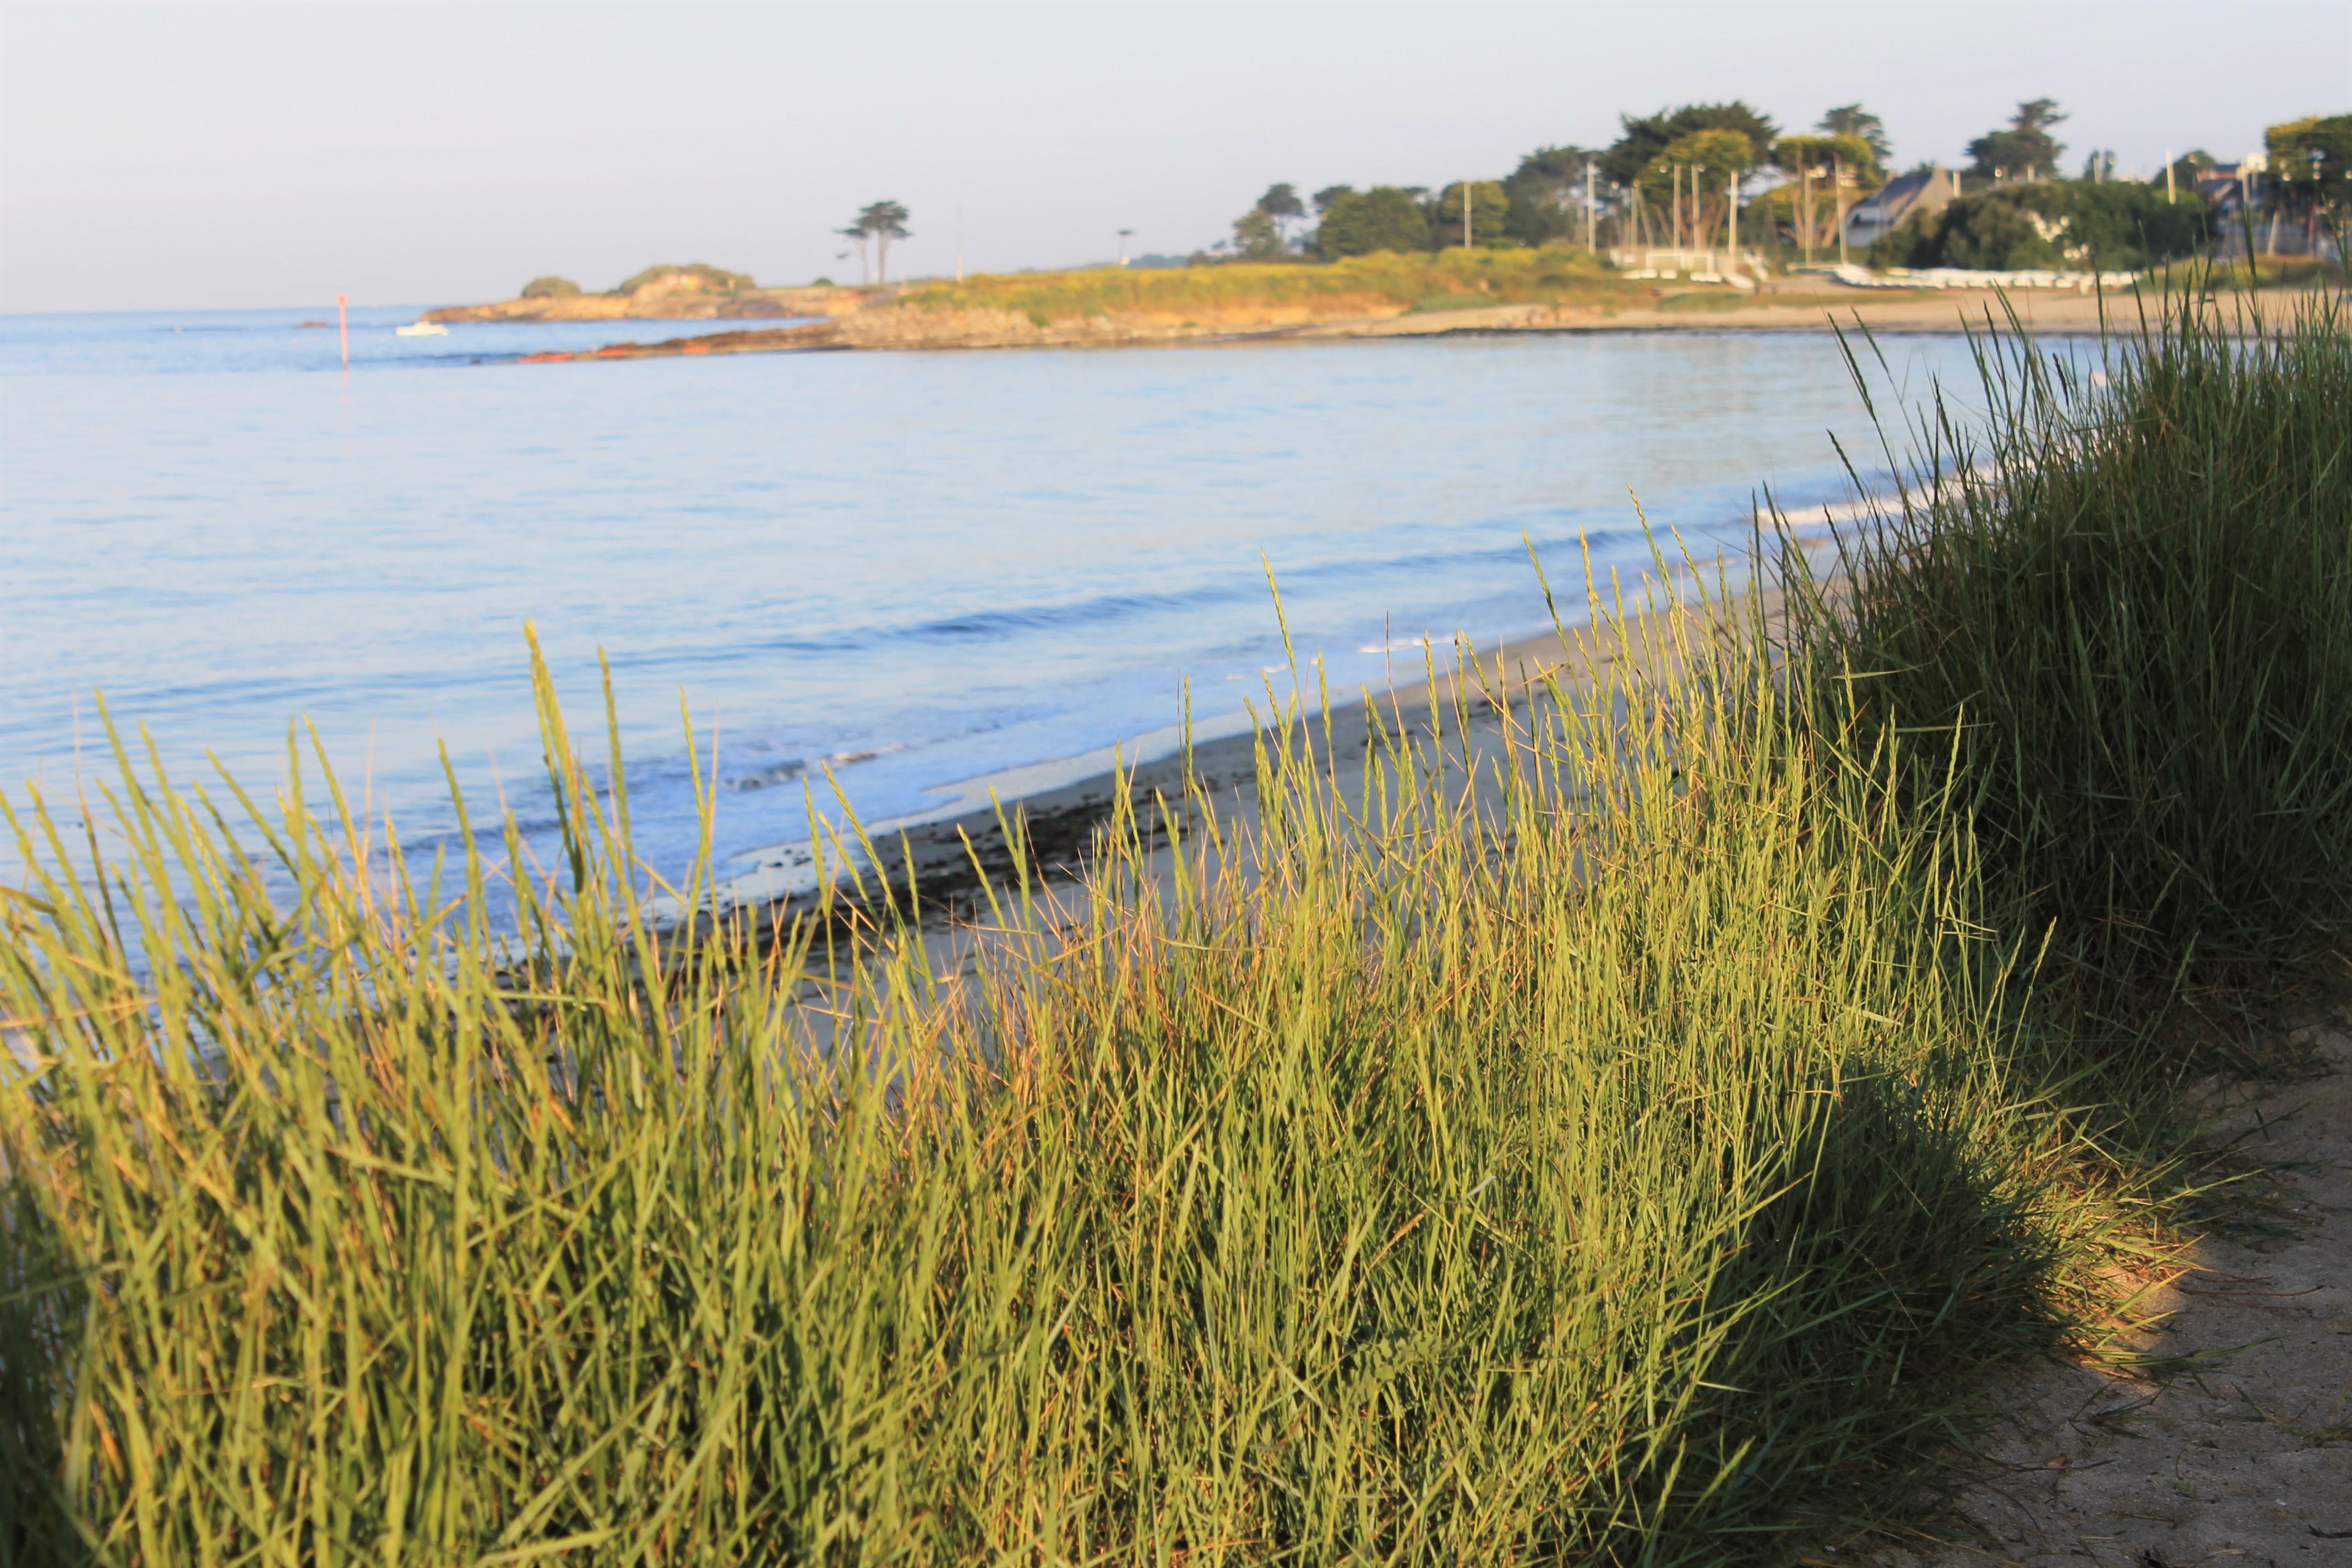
[3,0,2344,312]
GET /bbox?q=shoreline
[673,484,1892,934]
[522,288,2156,363]
[663,546,1823,936]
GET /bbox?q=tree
[2266,115,2352,249]
[1227,184,1309,256]
[1600,102,1778,187]
[520,276,581,298]
[1314,186,1431,258]
[856,201,912,284]
[1640,130,1756,252]
[2165,150,2217,191]
[1502,144,1599,246]
[836,225,870,283]
[1306,186,1353,256]
[1817,105,1891,168]
[2079,149,2116,182]
[1771,133,1875,260]
[1232,208,1284,259]
[1966,99,2067,182]
[1431,181,1511,248]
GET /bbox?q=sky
[2,0,2345,314]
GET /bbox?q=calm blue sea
[1,303,1983,892]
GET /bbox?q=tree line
[1217,98,2336,272]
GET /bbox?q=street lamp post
[1728,166,1738,264]
[2311,150,2327,254]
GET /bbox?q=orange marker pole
[336,293,349,368]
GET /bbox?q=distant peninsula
[431,251,2159,363]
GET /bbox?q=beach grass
[1787,287,2352,1065]
[3,294,2346,1565]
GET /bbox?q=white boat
[394,320,449,337]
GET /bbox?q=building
[2194,152,2268,222]
[1842,167,1964,252]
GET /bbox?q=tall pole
[1462,181,1472,249]
[1834,154,1849,266]
[1800,162,1812,265]
[336,293,349,369]
[2165,153,2176,204]
[1117,228,1133,266]
[1585,161,1597,252]
[1728,166,1738,263]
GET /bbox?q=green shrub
[519,275,582,298]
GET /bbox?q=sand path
[1880,1022,2352,1567]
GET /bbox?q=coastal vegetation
[836,201,913,286]
[1869,178,2214,271]
[1309,186,1431,258]
[1964,97,2071,183]
[452,96,2334,331]
[611,262,753,296]
[1208,96,2327,274]
[2264,113,2352,254]
[3,295,2347,1565]
[457,98,2331,330]
[900,247,1651,324]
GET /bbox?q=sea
[0,302,1991,899]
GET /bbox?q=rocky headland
[511,286,2144,363]
[422,264,878,324]
[430,255,2266,362]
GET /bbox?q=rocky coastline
[508,287,2149,362]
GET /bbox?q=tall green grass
[1788,290,2352,1050]
[3,296,2343,1564]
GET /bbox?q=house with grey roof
[1843,167,1965,252]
